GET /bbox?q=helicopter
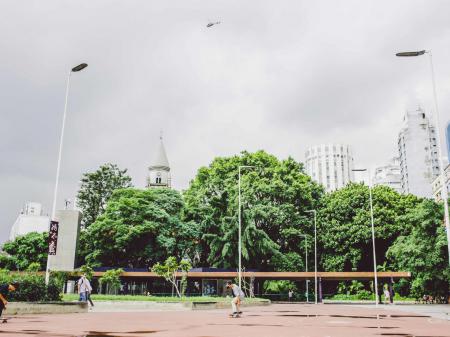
[206,21,221,28]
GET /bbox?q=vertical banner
[48,220,59,255]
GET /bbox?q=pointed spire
[150,133,170,170]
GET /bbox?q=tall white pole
[368,169,379,307]
[427,52,450,264]
[45,71,72,285]
[314,211,317,305]
[238,166,242,289]
[305,236,308,302]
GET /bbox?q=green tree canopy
[1,232,48,271]
[183,150,324,271]
[387,199,450,297]
[76,163,133,227]
[82,188,200,268]
[318,183,420,272]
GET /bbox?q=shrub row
[0,269,61,302]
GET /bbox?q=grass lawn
[328,294,415,302]
[62,294,269,303]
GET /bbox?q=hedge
[0,269,61,302]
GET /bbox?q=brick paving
[1,303,449,337]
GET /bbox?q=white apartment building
[373,157,402,194]
[9,202,49,241]
[305,144,355,192]
[431,163,450,202]
[397,108,440,198]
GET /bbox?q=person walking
[226,281,245,318]
[78,274,93,306]
[0,282,18,322]
[288,289,294,302]
[384,287,390,304]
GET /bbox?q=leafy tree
[76,163,133,227]
[151,257,191,298]
[26,262,41,272]
[183,150,324,271]
[79,265,94,280]
[83,188,200,268]
[318,183,419,272]
[387,199,450,298]
[99,268,123,294]
[2,232,48,271]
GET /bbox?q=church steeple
[147,134,171,188]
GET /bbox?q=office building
[305,144,355,192]
[397,108,440,197]
[373,157,402,193]
[9,202,49,241]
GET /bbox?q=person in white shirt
[77,274,93,306]
[226,281,245,317]
[384,288,390,304]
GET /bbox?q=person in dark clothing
[0,283,18,320]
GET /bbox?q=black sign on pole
[48,220,59,255]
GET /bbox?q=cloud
[1,0,450,242]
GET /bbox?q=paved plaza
[1,304,449,337]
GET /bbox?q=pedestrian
[0,282,18,322]
[384,287,390,304]
[226,281,245,318]
[78,273,93,306]
[288,289,294,302]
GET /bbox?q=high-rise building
[397,108,440,197]
[305,144,355,192]
[373,157,402,193]
[9,202,49,241]
[446,121,450,162]
[431,163,450,202]
[147,136,171,188]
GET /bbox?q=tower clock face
[157,172,161,177]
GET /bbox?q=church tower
[147,135,171,188]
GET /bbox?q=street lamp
[299,234,308,302]
[353,168,379,307]
[305,210,317,304]
[45,63,88,285]
[395,50,450,266]
[238,165,254,289]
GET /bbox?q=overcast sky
[1,0,450,243]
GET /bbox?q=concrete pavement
[0,303,449,337]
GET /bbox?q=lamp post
[353,168,378,307]
[299,234,308,302]
[305,210,317,304]
[396,50,450,266]
[45,63,88,285]
[238,165,254,289]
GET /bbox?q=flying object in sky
[206,21,220,28]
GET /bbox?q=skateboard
[229,311,243,318]
[1,318,9,323]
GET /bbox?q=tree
[318,183,420,272]
[2,232,48,271]
[99,268,124,294]
[151,257,191,298]
[79,265,94,280]
[387,199,450,298]
[183,150,324,271]
[83,188,200,268]
[76,163,133,228]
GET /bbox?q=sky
[1,0,450,243]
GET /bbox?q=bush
[0,270,61,302]
[356,290,372,300]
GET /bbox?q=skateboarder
[226,281,245,318]
[0,282,18,322]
